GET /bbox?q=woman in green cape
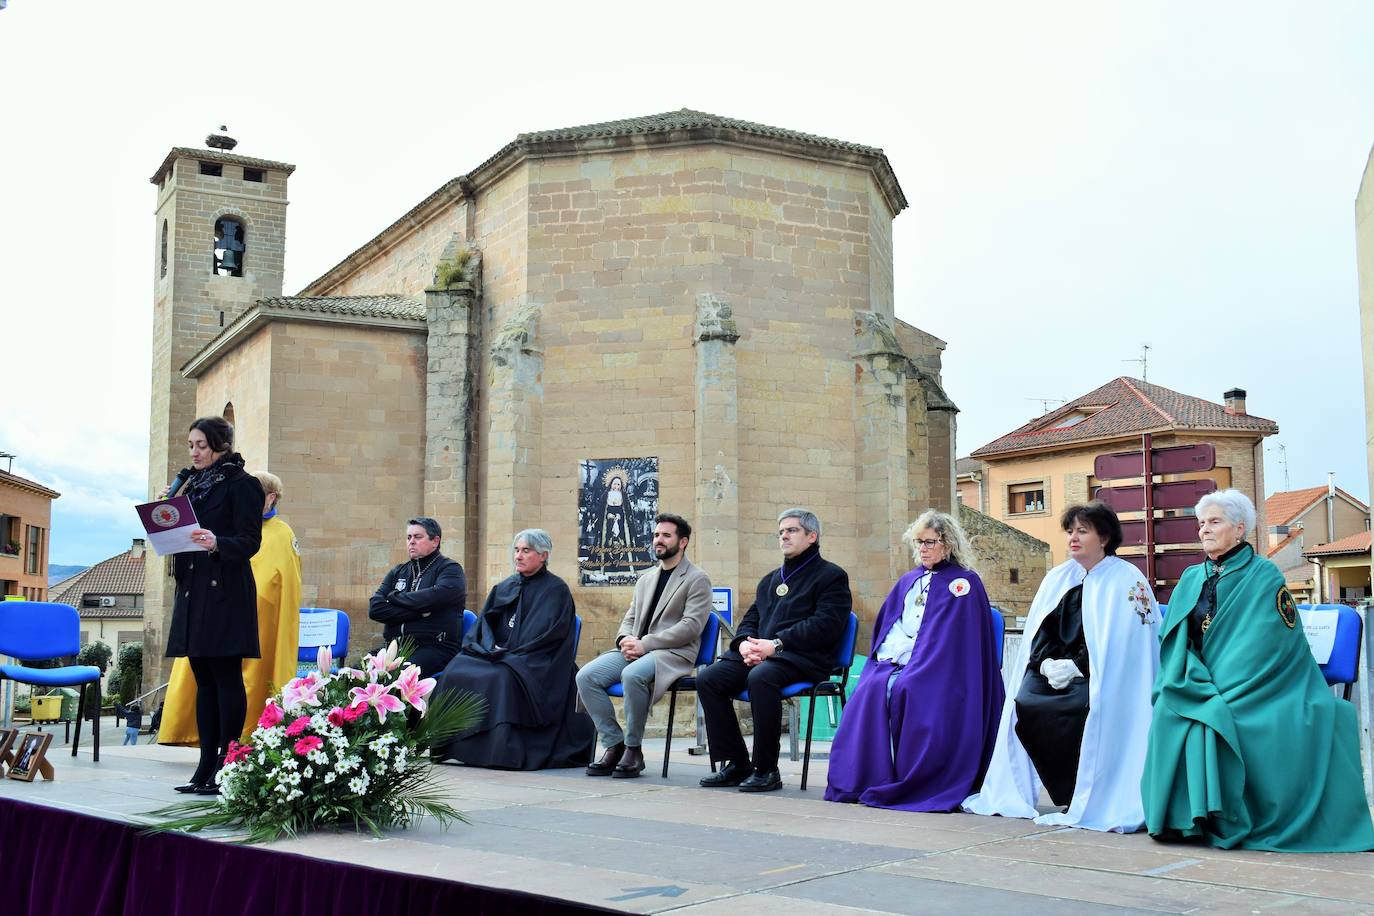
[1142,489,1373,852]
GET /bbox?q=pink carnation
[224,740,253,764]
[285,715,311,737]
[327,706,346,728]
[258,703,284,729]
[341,702,367,723]
[293,735,323,755]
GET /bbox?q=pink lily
[316,644,334,675]
[282,672,327,709]
[349,681,406,723]
[395,664,437,714]
[365,641,405,680]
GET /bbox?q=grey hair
[513,528,553,556]
[777,507,822,541]
[903,509,977,572]
[1194,488,1256,536]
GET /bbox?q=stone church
[143,110,958,686]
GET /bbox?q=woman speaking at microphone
[163,416,263,794]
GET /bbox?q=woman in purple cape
[825,510,1005,811]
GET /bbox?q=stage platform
[1,736,1371,914]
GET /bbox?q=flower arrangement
[150,641,484,843]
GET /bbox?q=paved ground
[2,725,1372,914]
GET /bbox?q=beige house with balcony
[968,377,1277,566]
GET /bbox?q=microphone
[167,467,193,498]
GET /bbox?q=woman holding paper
[1142,489,1374,851]
[164,416,264,795]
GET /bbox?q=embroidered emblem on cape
[291,536,300,556]
[395,579,408,592]
[1128,582,1153,625]
[151,504,181,527]
[949,577,970,597]
[1277,587,1297,628]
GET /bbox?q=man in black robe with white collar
[697,508,851,792]
[368,516,465,680]
[432,528,595,770]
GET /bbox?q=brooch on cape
[948,578,970,597]
[1128,582,1153,625]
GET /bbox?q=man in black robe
[432,528,595,770]
[696,507,851,792]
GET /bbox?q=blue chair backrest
[461,609,477,642]
[0,601,80,659]
[833,612,859,673]
[1305,604,1362,688]
[1158,603,1167,621]
[573,615,582,656]
[694,612,722,667]
[989,607,1006,666]
[297,608,350,663]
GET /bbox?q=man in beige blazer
[576,512,714,778]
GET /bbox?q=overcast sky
[2,1,1373,566]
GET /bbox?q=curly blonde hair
[902,509,976,572]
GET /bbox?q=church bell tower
[144,129,295,684]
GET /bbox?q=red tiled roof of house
[970,378,1278,459]
[1302,530,1373,558]
[1266,529,1303,559]
[0,468,60,499]
[49,543,145,616]
[1264,486,1369,528]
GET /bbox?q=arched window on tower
[213,216,246,277]
[160,220,168,278]
[223,402,236,427]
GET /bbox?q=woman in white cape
[963,501,1160,832]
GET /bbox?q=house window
[0,515,17,555]
[213,216,246,277]
[1008,483,1046,515]
[25,525,42,575]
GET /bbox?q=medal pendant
[1201,615,1211,633]
[775,583,789,597]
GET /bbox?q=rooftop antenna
[1267,442,1290,491]
[0,451,13,473]
[1123,343,1151,381]
[1025,397,1066,413]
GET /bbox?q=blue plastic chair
[989,607,1006,667]
[573,615,582,656]
[733,611,860,790]
[0,601,103,761]
[604,611,722,779]
[461,609,477,642]
[1300,603,1363,700]
[297,607,351,670]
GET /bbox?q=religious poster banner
[578,457,659,586]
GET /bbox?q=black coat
[165,462,264,659]
[730,544,852,679]
[368,552,466,644]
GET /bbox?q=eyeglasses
[915,539,942,549]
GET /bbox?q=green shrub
[78,640,114,673]
[115,641,143,703]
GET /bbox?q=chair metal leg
[662,688,678,778]
[800,688,820,790]
[91,686,100,762]
[71,683,85,757]
[788,699,800,761]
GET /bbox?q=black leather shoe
[586,742,626,777]
[738,769,782,792]
[612,745,645,778]
[173,782,204,794]
[192,783,221,796]
[699,761,750,788]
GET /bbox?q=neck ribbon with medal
[898,569,934,637]
[397,553,438,593]
[775,552,819,597]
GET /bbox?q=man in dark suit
[696,508,851,792]
[368,517,466,680]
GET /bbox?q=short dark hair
[1061,501,1123,555]
[407,517,442,540]
[654,513,692,542]
[188,416,234,453]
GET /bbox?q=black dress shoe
[699,761,750,788]
[586,742,626,777]
[612,745,645,778]
[192,783,221,796]
[173,782,204,793]
[738,769,782,792]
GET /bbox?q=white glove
[1040,658,1084,690]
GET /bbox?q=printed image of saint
[577,457,659,586]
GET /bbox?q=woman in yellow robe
[159,471,302,745]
